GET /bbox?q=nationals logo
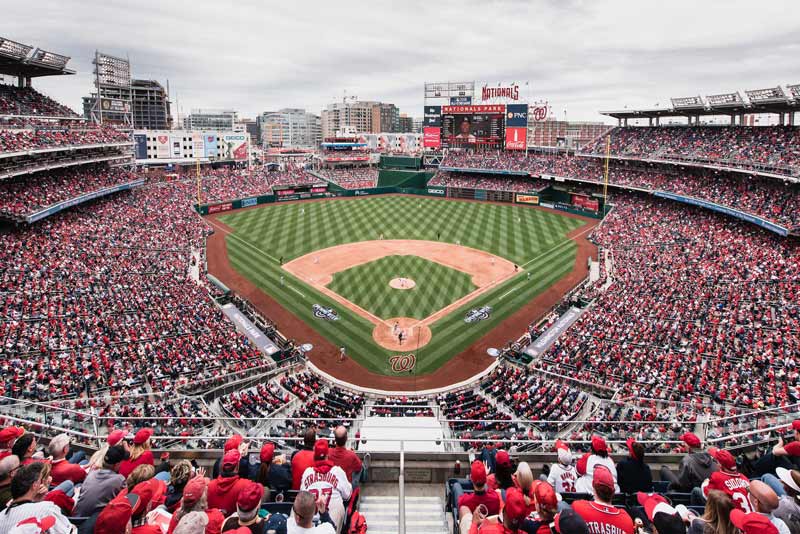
[389,353,416,373]
[532,105,549,122]
[157,135,168,144]
[481,84,520,101]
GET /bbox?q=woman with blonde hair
[126,464,155,492]
[688,489,737,534]
[119,428,155,478]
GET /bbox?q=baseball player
[398,330,404,346]
[280,276,284,285]
[526,272,531,281]
[300,207,305,215]
[300,440,352,533]
[338,346,346,363]
[392,322,399,336]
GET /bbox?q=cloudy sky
[5,0,800,123]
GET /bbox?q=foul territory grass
[218,195,584,376]
[328,255,476,320]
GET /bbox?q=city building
[183,108,237,131]
[238,117,259,144]
[321,100,401,137]
[412,117,423,134]
[398,113,414,133]
[259,108,321,148]
[130,79,171,130]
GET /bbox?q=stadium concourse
[1,77,800,534]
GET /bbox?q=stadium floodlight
[94,52,131,87]
[0,36,34,60]
[706,92,744,107]
[670,96,704,109]
[28,48,71,69]
[785,84,800,100]
[745,86,787,104]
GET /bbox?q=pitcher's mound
[389,277,416,290]
[373,317,431,351]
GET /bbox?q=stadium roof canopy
[0,36,75,78]
[601,85,800,120]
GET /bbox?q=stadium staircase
[359,494,449,534]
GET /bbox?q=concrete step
[360,495,448,534]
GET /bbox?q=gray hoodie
[671,451,717,492]
[72,468,125,517]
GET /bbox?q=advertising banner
[424,105,441,116]
[423,127,441,148]
[516,194,539,205]
[442,104,505,114]
[170,135,182,158]
[424,115,442,127]
[221,133,248,160]
[479,83,521,102]
[155,134,170,158]
[208,202,233,214]
[505,104,528,127]
[505,127,527,150]
[133,134,147,159]
[204,134,218,159]
[221,304,280,356]
[426,188,446,196]
[100,98,131,113]
[192,132,205,158]
[241,197,258,208]
[450,96,472,105]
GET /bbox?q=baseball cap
[94,496,134,534]
[495,450,511,468]
[470,460,487,486]
[224,434,243,452]
[592,465,615,492]
[314,439,329,461]
[222,449,241,470]
[792,420,800,432]
[106,429,126,447]
[730,509,779,534]
[626,438,640,460]
[104,444,130,465]
[0,426,25,444]
[533,480,558,513]
[260,442,275,463]
[182,476,209,508]
[131,478,166,516]
[637,492,675,521]
[591,435,608,453]
[776,467,800,493]
[576,452,589,476]
[554,508,589,534]
[132,427,153,445]
[503,487,528,523]
[709,447,736,470]
[237,481,264,512]
[10,516,57,534]
[680,432,701,449]
[555,440,573,465]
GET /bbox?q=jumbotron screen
[441,105,505,149]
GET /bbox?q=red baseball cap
[132,428,153,445]
[237,481,264,511]
[314,439,329,461]
[729,509,779,534]
[0,426,24,444]
[94,496,133,534]
[222,449,241,470]
[182,476,209,508]
[503,487,528,522]
[554,439,569,452]
[792,420,800,432]
[626,438,640,460]
[106,429,126,447]
[533,481,558,513]
[710,447,736,470]
[229,528,252,534]
[591,435,608,453]
[131,478,166,516]
[224,434,243,452]
[260,442,275,463]
[592,465,615,492]
[495,450,511,468]
[470,460,487,486]
[680,432,701,449]
[576,452,590,476]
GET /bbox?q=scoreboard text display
[441,104,505,149]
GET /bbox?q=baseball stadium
[0,10,800,534]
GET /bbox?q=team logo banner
[464,306,493,323]
[312,304,339,321]
[389,353,416,373]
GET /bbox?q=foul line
[519,222,597,270]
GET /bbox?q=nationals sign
[389,353,416,373]
[481,84,520,102]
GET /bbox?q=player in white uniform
[547,439,579,493]
[300,440,352,533]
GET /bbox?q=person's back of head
[126,463,155,492]
[631,442,645,463]
[303,427,316,450]
[10,462,46,501]
[174,510,208,534]
[48,433,70,460]
[0,455,20,485]
[293,490,316,528]
[334,425,348,448]
[11,433,35,460]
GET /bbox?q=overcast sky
[6,0,800,123]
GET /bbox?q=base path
[205,195,598,391]
[373,317,431,351]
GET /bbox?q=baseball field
[205,195,592,386]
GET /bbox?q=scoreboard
[441,104,505,150]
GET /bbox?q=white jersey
[548,463,579,493]
[586,454,620,492]
[300,464,352,510]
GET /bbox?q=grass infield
[217,196,583,376]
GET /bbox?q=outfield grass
[218,196,584,375]
[328,255,476,320]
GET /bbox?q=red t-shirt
[327,446,363,482]
[784,441,800,456]
[703,470,751,512]
[458,490,501,516]
[291,450,314,490]
[206,475,251,516]
[132,525,163,534]
[572,500,635,534]
[119,450,155,478]
[51,459,87,485]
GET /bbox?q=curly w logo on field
[389,353,416,373]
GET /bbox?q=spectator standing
[616,438,652,494]
[256,442,291,494]
[207,450,251,516]
[702,449,750,511]
[299,440,352,533]
[548,440,579,494]
[327,426,362,484]
[291,427,317,491]
[661,433,717,492]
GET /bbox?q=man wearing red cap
[467,486,528,533]
[571,465,634,534]
[167,476,225,534]
[213,434,248,479]
[207,450,252,516]
[488,450,514,491]
[457,461,501,533]
[221,480,265,534]
[0,427,25,461]
[660,432,716,492]
[524,481,559,534]
[300,440,352,533]
[729,508,779,534]
[702,448,751,512]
